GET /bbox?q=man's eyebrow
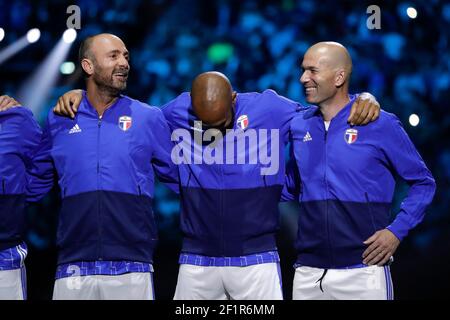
[302,65,318,69]
[106,49,128,55]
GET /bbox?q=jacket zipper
[97,116,103,260]
[219,164,224,256]
[186,172,192,188]
[137,184,145,217]
[365,192,377,233]
[323,122,334,267]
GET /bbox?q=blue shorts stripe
[276,262,283,299]
[21,265,27,300]
[384,266,391,300]
[387,266,394,300]
[151,272,155,300]
[0,242,27,270]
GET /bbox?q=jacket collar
[81,90,124,116]
[303,94,357,121]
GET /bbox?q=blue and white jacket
[284,95,436,268]
[27,92,178,265]
[162,90,301,259]
[0,108,41,252]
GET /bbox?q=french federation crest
[119,116,132,131]
[236,115,249,130]
[344,128,358,144]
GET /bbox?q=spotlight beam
[17,31,76,114]
[0,29,41,66]
[0,37,29,65]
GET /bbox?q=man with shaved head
[284,42,435,299]
[301,42,353,112]
[6,33,179,300]
[190,71,235,129]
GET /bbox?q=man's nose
[300,71,309,84]
[118,56,129,69]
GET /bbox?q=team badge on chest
[236,115,249,130]
[118,116,132,131]
[344,128,358,144]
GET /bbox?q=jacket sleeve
[265,90,302,144]
[380,114,436,241]
[26,117,55,202]
[281,143,301,202]
[150,109,180,194]
[160,96,177,132]
[20,109,42,165]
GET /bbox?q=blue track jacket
[27,92,178,265]
[284,95,436,268]
[0,108,41,251]
[162,90,302,256]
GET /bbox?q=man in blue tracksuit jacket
[51,71,380,299]
[283,42,436,300]
[0,105,41,300]
[162,74,298,300]
[26,34,178,300]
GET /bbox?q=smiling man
[284,42,436,300]
[23,33,178,300]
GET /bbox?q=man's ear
[232,91,237,106]
[81,58,94,76]
[335,69,346,87]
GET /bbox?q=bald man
[21,34,179,300]
[47,70,379,300]
[190,72,235,129]
[283,42,435,300]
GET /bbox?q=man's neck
[319,91,350,121]
[86,81,120,117]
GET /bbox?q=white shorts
[293,265,394,300]
[174,263,283,300]
[0,267,27,300]
[53,272,154,300]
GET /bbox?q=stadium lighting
[60,61,75,75]
[409,114,420,127]
[1,30,39,65]
[18,30,77,114]
[27,28,41,43]
[407,7,418,19]
[63,28,77,44]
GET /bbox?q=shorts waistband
[55,261,154,279]
[179,251,280,267]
